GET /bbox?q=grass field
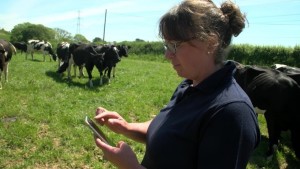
[1,53,299,168]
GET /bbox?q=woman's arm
[124,120,152,143]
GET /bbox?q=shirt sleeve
[197,102,260,169]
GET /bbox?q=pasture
[0,53,299,168]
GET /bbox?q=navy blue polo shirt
[141,61,260,169]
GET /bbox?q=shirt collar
[183,60,236,94]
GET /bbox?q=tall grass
[1,53,299,168]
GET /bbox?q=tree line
[1,22,299,67]
[119,41,300,67]
[1,22,103,46]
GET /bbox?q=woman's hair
[159,0,246,64]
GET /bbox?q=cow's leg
[0,63,8,89]
[79,66,85,77]
[291,128,300,159]
[95,64,104,86]
[85,66,93,87]
[58,59,61,69]
[106,67,112,84]
[0,69,2,89]
[43,53,46,62]
[4,62,8,82]
[99,69,104,86]
[112,66,116,78]
[73,65,77,77]
[78,66,84,77]
[79,66,84,78]
[67,64,72,80]
[264,110,281,158]
[31,52,34,60]
[68,55,75,78]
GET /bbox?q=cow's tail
[9,42,17,55]
[57,62,69,73]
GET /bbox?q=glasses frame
[163,41,184,54]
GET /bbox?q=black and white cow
[57,42,81,79]
[94,45,120,84]
[26,39,57,61]
[234,62,300,159]
[57,43,120,87]
[57,43,105,87]
[0,39,15,89]
[56,42,70,68]
[271,64,300,74]
[12,41,27,55]
[106,44,130,78]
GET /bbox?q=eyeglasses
[163,41,183,54]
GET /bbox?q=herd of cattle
[55,41,129,87]
[0,39,129,88]
[1,38,300,160]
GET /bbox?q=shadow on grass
[25,58,44,62]
[249,134,300,169]
[45,71,110,90]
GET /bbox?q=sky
[1,0,300,47]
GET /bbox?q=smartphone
[84,116,111,145]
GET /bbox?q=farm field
[1,53,299,169]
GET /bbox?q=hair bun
[220,1,246,37]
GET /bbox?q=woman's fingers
[95,138,113,150]
[94,111,122,125]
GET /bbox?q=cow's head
[44,45,57,61]
[117,45,130,57]
[104,45,120,63]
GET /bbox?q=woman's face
[164,39,217,85]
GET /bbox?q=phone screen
[84,116,111,145]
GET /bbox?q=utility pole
[103,9,107,42]
[76,10,81,34]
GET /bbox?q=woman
[94,0,261,168]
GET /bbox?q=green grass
[1,53,299,168]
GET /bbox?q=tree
[92,37,103,43]
[135,38,145,42]
[0,28,10,41]
[74,34,89,43]
[10,22,55,42]
[53,28,73,42]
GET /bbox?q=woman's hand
[95,139,145,169]
[95,107,129,135]
[95,106,150,143]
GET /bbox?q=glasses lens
[164,42,176,53]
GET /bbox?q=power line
[250,23,300,26]
[251,13,300,19]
